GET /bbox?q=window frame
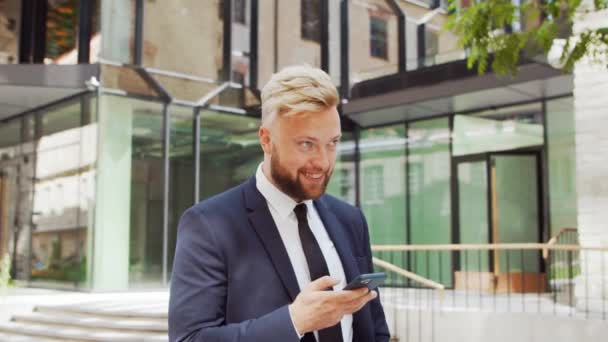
[301,0,321,43]
[370,15,388,60]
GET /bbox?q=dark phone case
[343,272,386,290]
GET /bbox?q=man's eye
[300,141,313,148]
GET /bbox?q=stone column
[573,0,608,314]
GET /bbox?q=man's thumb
[308,275,339,291]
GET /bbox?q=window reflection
[28,96,97,286]
[350,0,398,83]
[360,125,407,246]
[0,0,20,63]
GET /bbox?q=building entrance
[453,151,545,292]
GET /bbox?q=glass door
[456,158,490,271]
[453,152,543,291]
[490,153,542,276]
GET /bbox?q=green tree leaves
[445,0,608,75]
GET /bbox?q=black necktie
[294,204,343,342]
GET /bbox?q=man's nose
[311,146,331,171]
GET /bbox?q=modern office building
[0,0,602,311]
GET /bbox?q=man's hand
[289,276,378,335]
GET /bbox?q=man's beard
[270,149,332,202]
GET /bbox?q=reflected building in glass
[0,0,597,296]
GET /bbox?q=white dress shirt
[256,163,353,342]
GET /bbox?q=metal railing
[372,230,608,341]
[372,257,445,342]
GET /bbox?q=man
[169,65,390,342]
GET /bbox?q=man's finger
[308,275,340,291]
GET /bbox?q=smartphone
[343,272,386,291]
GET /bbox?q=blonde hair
[260,65,339,127]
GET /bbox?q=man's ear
[259,127,272,154]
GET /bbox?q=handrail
[544,228,578,258]
[546,228,578,246]
[372,257,445,294]
[371,243,607,252]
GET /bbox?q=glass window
[360,125,407,246]
[230,0,250,86]
[128,101,165,287]
[0,118,21,159]
[327,131,355,204]
[100,0,136,63]
[370,16,388,60]
[0,0,21,63]
[350,1,398,83]
[408,118,452,285]
[234,0,247,25]
[29,95,97,287]
[453,102,544,156]
[199,111,261,200]
[301,0,321,42]
[424,27,438,60]
[546,97,577,235]
[167,105,195,275]
[45,0,79,64]
[89,0,101,63]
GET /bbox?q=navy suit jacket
[169,177,390,342]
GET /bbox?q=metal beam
[386,0,406,73]
[18,0,33,63]
[134,0,144,65]
[161,102,171,285]
[195,82,231,107]
[250,0,259,89]
[78,0,93,63]
[340,0,350,100]
[134,67,172,102]
[32,0,47,63]
[193,107,201,204]
[223,0,233,81]
[320,0,330,72]
[417,24,426,70]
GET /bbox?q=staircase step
[35,303,167,319]
[0,331,65,342]
[13,312,167,333]
[0,321,167,342]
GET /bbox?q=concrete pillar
[92,96,133,290]
[573,0,608,313]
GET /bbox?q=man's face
[261,106,341,202]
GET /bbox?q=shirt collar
[255,163,313,220]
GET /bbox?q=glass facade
[360,125,407,246]
[0,1,580,292]
[100,0,136,63]
[349,97,577,288]
[327,131,356,205]
[408,118,452,284]
[546,98,578,235]
[0,95,97,288]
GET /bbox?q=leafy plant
[0,253,11,298]
[445,0,608,75]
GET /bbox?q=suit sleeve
[358,208,391,342]
[168,207,300,342]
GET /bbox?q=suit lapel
[313,197,359,283]
[243,177,301,301]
